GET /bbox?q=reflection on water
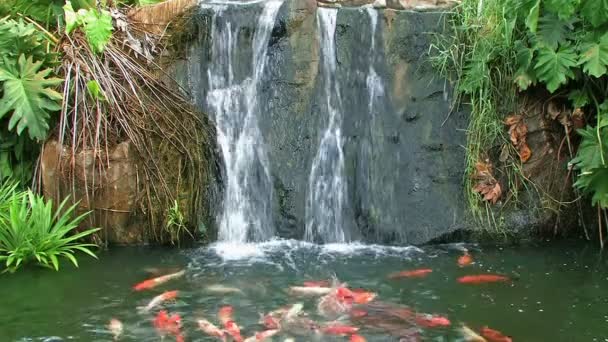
[1,240,607,341]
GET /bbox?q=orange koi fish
[351,289,377,304]
[350,334,367,342]
[388,269,433,279]
[197,318,226,340]
[480,326,513,342]
[133,270,185,291]
[141,290,179,312]
[218,305,234,325]
[224,320,243,342]
[414,313,451,328]
[457,274,510,284]
[458,252,473,267]
[321,324,359,336]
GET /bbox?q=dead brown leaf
[505,114,532,163]
[472,160,502,204]
[572,108,585,130]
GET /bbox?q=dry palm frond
[128,0,196,35]
[44,14,219,245]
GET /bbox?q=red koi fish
[388,269,433,279]
[218,305,234,325]
[414,314,451,328]
[224,320,243,342]
[350,334,367,342]
[336,287,355,302]
[458,252,473,267]
[457,274,510,284]
[322,324,359,336]
[303,280,330,287]
[481,326,513,342]
[154,310,182,339]
[133,270,185,291]
[197,318,226,339]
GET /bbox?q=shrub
[0,187,100,273]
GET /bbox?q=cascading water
[304,8,349,243]
[205,1,283,243]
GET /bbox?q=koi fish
[218,305,234,325]
[197,318,226,340]
[388,269,432,279]
[133,270,185,291]
[107,318,123,341]
[322,324,359,335]
[458,252,473,267]
[350,309,368,318]
[140,290,179,312]
[460,325,487,342]
[289,286,332,296]
[205,284,245,295]
[154,310,182,336]
[457,274,510,284]
[303,280,330,287]
[351,334,367,342]
[480,326,512,342]
[225,320,243,342]
[414,314,451,328]
[351,290,377,304]
[255,329,280,340]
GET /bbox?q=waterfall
[304,8,349,243]
[205,1,283,243]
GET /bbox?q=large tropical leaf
[580,0,608,28]
[544,0,579,20]
[571,126,608,171]
[579,32,608,78]
[536,14,574,50]
[0,55,62,141]
[80,8,113,54]
[533,44,578,92]
[574,167,608,208]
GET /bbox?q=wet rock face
[175,1,469,244]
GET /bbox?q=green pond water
[1,240,607,341]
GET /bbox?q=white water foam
[205,1,283,243]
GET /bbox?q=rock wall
[173,0,470,244]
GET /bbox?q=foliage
[64,1,113,54]
[164,200,193,246]
[0,55,63,141]
[430,0,520,221]
[0,187,99,273]
[433,0,608,232]
[0,17,60,183]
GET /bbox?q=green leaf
[544,0,580,20]
[63,1,79,34]
[581,0,608,28]
[568,89,590,108]
[571,126,608,171]
[579,33,608,78]
[514,40,536,90]
[574,167,608,208]
[0,55,63,141]
[81,9,113,54]
[86,80,105,101]
[533,44,578,93]
[536,14,574,50]
[525,0,540,33]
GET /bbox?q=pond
[1,240,607,341]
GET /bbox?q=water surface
[1,240,607,341]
